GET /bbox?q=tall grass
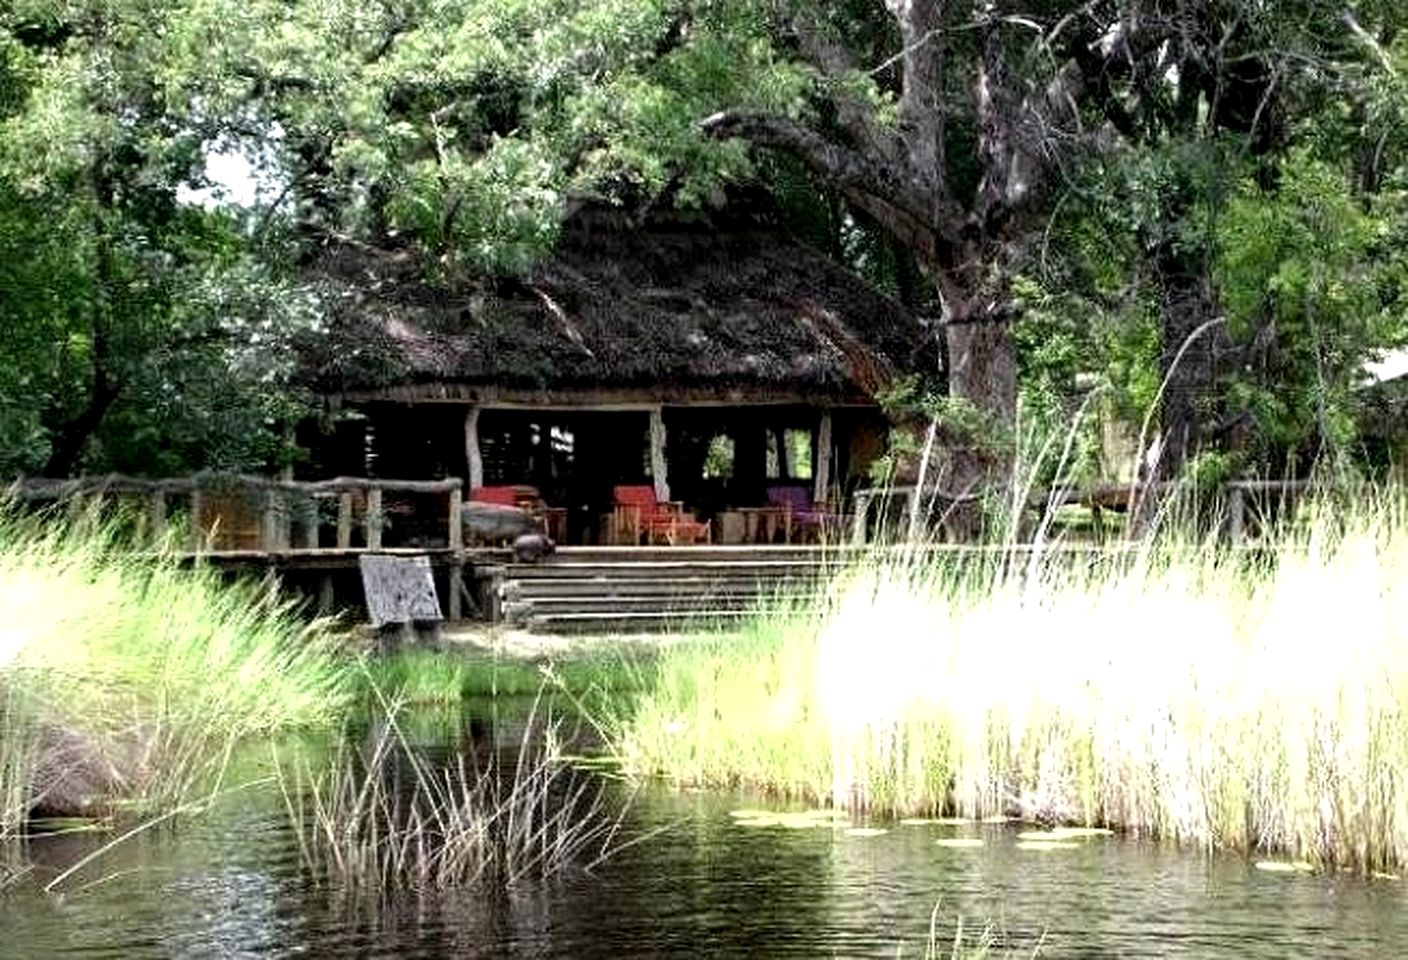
[0,684,35,838]
[280,695,640,892]
[362,647,660,708]
[0,508,356,816]
[913,903,1043,959]
[615,492,1408,872]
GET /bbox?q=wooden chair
[765,485,833,543]
[611,485,710,545]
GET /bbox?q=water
[2,717,1406,958]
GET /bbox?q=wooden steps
[491,546,846,634]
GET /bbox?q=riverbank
[0,512,355,823]
[611,497,1408,873]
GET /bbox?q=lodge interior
[302,403,888,545]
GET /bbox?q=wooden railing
[9,473,474,618]
[850,478,1322,545]
[9,473,466,554]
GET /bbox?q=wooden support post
[447,487,464,551]
[319,574,336,615]
[337,492,354,549]
[850,490,873,544]
[262,490,286,552]
[149,490,168,546]
[297,496,319,549]
[448,565,464,621]
[365,487,383,550]
[649,406,670,503]
[1229,484,1246,545]
[65,493,86,527]
[189,488,204,554]
[814,409,832,505]
[465,406,484,491]
[448,486,464,621]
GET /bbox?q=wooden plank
[447,489,464,551]
[850,489,873,544]
[464,406,484,490]
[9,473,463,498]
[330,384,872,408]
[297,496,320,549]
[1229,485,1246,545]
[649,406,670,503]
[337,493,354,549]
[365,487,383,550]
[814,409,832,505]
[448,563,464,620]
[189,488,204,553]
[261,490,285,552]
[148,490,167,545]
[302,477,462,495]
[358,554,441,628]
[318,574,335,615]
[448,486,464,621]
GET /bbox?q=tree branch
[885,0,947,205]
[699,109,948,262]
[788,12,904,171]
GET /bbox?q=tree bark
[939,290,1018,538]
[43,343,121,478]
[1152,236,1231,480]
[703,0,1115,538]
[44,196,122,479]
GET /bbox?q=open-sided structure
[297,205,934,544]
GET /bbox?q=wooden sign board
[358,554,442,627]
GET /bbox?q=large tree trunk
[1152,237,1231,480]
[45,203,122,479]
[940,293,1018,539]
[42,384,120,478]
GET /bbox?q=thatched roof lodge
[297,205,935,544]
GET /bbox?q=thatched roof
[302,205,936,405]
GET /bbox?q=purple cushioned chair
[765,485,829,542]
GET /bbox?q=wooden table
[716,510,747,545]
[736,506,792,544]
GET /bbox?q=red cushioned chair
[611,485,710,545]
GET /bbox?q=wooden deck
[8,473,1319,633]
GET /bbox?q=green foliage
[1011,278,1102,487]
[6,0,1408,486]
[0,4,322,478]
[1216,152,1408,465]
[166,0,808,267]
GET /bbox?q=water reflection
[2,707,1406,958]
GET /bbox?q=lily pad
[777,815,831,830]
[1016,841,1081,851]
[732,817,782,828]
[1016,827,1114,842]
[1254,861,1315,873]
[845,827,889,838]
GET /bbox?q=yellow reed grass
[616,493,1408,872]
